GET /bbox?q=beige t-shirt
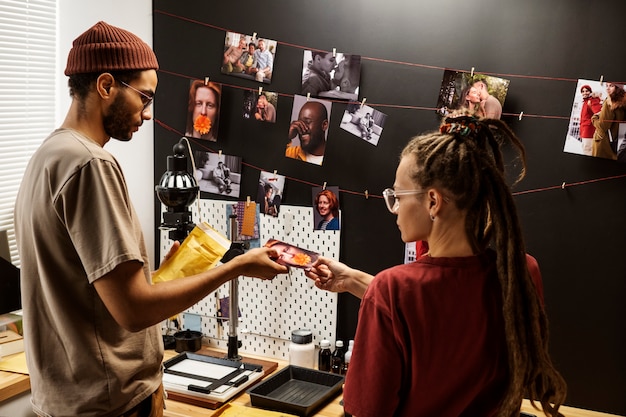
[14,129,163,416]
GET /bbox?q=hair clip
[440,115,481,137]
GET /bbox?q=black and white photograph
[435,69,509,120]
[193,151,242,197]
[221,31,276,84]
[340,102,387,146]
[301,50,361,101]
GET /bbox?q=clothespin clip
[561,182,566,190]
[470,67,475,77]
[273,170,278,180]
[518,111,524,121]
[258,86,263,95]
[252,32,257,40]
[204,76,210,85]
[364,190,369,199]
[599,75,604,85]
[246,196,251,207]
[332,48,336,57]
[306,93,311,101]
[360,98,367,109]
[322,182,327,190]
[218,150,222,157]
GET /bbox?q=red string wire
[154,118,626,200]
[153,9,624,85]
[153,10,626,199]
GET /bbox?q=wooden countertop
[1,351,620,416]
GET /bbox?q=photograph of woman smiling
[313,187,340,231]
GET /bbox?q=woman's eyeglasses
[382,188,425,213]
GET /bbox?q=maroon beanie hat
[580,85,592,93]
[64,21,158,76]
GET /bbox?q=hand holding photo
[264,239,319,269]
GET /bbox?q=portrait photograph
[563,79,626,162]
[184,79,222,142]
[563,79,606,158]
[339,102,387,146]
[243,90,278,123]
[193,151,242,198]
[221,31,277,84]
[256,170,285,217]
[312,186,341,231]
[301,50,361,101]
[286,95,332,166]
[264,239,320,270]
[435,69,509,120]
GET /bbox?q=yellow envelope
[153,222,230,283]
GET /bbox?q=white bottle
[289,329,315,368]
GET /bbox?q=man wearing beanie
[14,21,286,417]
[578,85,602,156]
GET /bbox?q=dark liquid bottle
[330,340,345,374]
[318,339,332,372]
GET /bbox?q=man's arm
[94,247,287,332]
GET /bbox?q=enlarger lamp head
[156,142,199,213]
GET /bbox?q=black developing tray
[247,365,344,416]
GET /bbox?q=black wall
[153,0,626,413]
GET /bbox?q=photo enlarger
[157,139,274,407]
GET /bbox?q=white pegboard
[160,200,340,360]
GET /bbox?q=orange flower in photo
[292,252,311,266]
[194,114,212,135]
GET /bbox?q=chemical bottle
[318,339,332,372]
[289,329,315,368]
[341,348,352,375]
[330,340,345,374]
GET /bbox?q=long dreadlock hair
[401,115,567,417]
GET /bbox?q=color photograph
[339,102,387,146]
[221,31,277,84]
[243,90,278,122]
[286,95,332,165]
[256,170,285,217]
[563,79,626,162]
[264,239,320,269]
[435,70,509,120]
[193,151,242,198]
[312,186,341,231]
[184,79,222,142]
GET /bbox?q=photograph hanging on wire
[184,79,222,142]
[193,151,242,198]
[221,31,276,84]
[243,90,278,123]
[340,102,387,146]
[256,170,285,217]
[312,186,341,231]
[563,79,626,163]
[301,50,361,101]
[435,69,509,120]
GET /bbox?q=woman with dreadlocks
[305,115,567,417]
